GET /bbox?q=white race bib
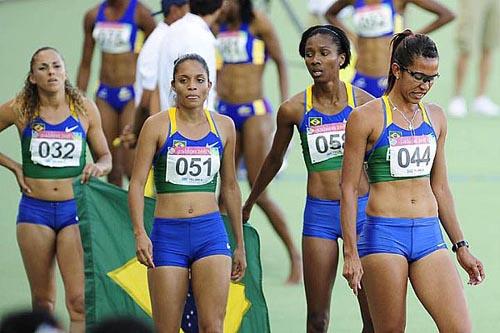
[353,3,393,38]
[389,135,436,177]
[217,31,249,63]
[30,131,83,167]
[307,122,345,164]
[93,22,133,54]
[166,146,220,185]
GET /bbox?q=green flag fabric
[74,178,270,332]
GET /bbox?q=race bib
[353,3,394,37]
[30,131,83,167]
[307,122,345,164]
[93,22,133,54]
[166,146,220,185]
[217,31,249,63]
[389,135,436,177]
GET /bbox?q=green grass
[0,0,499,332]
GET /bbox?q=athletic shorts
[352,72,387,98]
[16,194,79,232]
[358,215,447,262]
[96,83,135,113]
[302,194,368,240]
[216,98,272,131]
[151,211,232,268]
[456,0,499,52]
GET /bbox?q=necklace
[388,97,419,135]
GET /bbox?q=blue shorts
[216,98,272,131]
[96,83,135,113]
[358,216,447,262]
[16,194,79,232]
[303,194,368,240]
[352,72,387,98]
[151,211,232,268]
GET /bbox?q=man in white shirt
[157,0,223,111]
[132,0,189,139]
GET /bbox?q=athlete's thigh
[241,114,274,182]
[361,254,409,332]
[95,98,119,145]
[409,249,471,332]
[55,225,84,302]
[148,266,190,333]
[16,224,57,300]
[302,236,339,312]
[234,130,242,166]
[191,255,232,325]
[118,101,136,176]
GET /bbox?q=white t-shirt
[157,13,217,111]
[134,21,170,106]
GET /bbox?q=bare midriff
[356,37,392,77]
[307,170,369,200]
[217,64,265,103]
[99,52,137,86]
[366,178,439,218]
[25,178,75,201]
[155,192,219,218]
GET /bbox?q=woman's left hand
[81,163,105,183]
[231,247,247,282]
[456,248,485,285]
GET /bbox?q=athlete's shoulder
[352,85,375,106]
[211,111,235,132]
[422,101,446,124]
[0,98,20,124]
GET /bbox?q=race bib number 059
[30,131,82,167]
[389,135,436,177]
[166,146,220,185]
[307,123,345,164]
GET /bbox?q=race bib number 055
[354,3,393,37]
[217,31,249,63]
[389,135,436,177]
[30,131,82,167]
[307,123,345,164]
[166,146,220,185]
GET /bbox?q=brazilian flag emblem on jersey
[309,117,322,127]
[74,179,270,332]
[389,131,402,139]
[32,123,45,132]
[174,140,187,148]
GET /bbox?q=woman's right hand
[242,201,254,223]
[135,232,154,268]
[13,164,31,194]
[342,253,363,296]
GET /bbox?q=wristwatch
[452,240,469,252]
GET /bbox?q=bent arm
[325,0,358,46]
[409,0,455,34]
[0,100,21,172]
[257,12,289,101]
[77,11,96,92]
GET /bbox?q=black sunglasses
[400,66,440,84]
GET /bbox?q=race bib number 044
[166,146,220,185]
[30,131,82,167]
[307,122,345,164]
[389,135,436,177]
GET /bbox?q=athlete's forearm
[245,153,283,208]
[133,105,150,138]
[93,152,112,175]
[433,185,465,244]
[76,66,91,93]
[0,152,20,173]
[222,182,245,248]
[340,184,360,255]
[277,62,289,102]
[128,180,147,237]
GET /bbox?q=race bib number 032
[307,122,345,164]
[166,146,220,185]
[389,135,436,177]
[30,131,82,167]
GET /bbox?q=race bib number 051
[30,131,82,167]
[307,122,345,164]
[389,135,436,177]
[166,146,220,185]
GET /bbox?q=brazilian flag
[74,178,270,332]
